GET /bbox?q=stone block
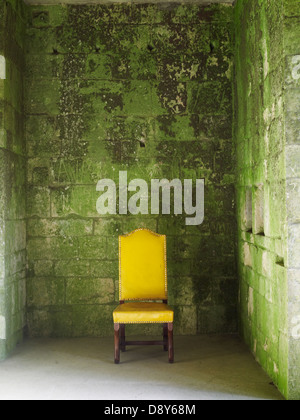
[5,220,26,254]
[3,186,25,221]
[66,278,114,305]
[54,259,91,278]
[26,186,50,218]
[288,269,300,302]
[284,1,300,18]
[26,277,65,307]
[286,180,300,223]
[105,236,119,261]
[197,304,237,334]
[285,55,300,88]
[285,89,300,114]
[288,224,300,268]
[154,115,196,142]
[265,149,285,184]
[285,111,300,145]
[121,80,153,116]
[286,145,300,178]
[188,79,232,116]
[32,260,54,277]
[25,27,65,55]
[51,186,99,218]
[5,250,26,279]
[167,276,195,306]
[174,304,197,335]
[77,237,106,260]
[0,316,6,340]
[94,217,122,237]
[24,78,60,115]
[26,115,58,157]
[4,62,23,113]
[261,250,275,279]
[264,182,285,238]
[27,237,79,261]
[284,18,300,55]
[25,54,63,80]
[71,304,115,337]
[27,217,93,238]
[128,51,157,81]
[26,309,47,337]
[82,54,111,80]
[213,276,238,306]
[92,260,118,279]
[29,5,67,28]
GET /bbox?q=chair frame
[114,229,174,364]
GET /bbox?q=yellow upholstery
[113,229,174,363]
[118,229,167,301]
[113,302,174,324]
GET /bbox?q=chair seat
[113,302,174,324]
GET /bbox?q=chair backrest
[119,229,167,301]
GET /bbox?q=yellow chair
[113,229,174,363]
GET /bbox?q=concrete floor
[0,334,284,400]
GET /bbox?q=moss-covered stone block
[26,54,63,80]
[66,278,114,305]
[122,81,153,116]
[71,304,115,337]
[51,186,99,218]
[284,0,300,18]
[27,186,50,218]
[27,217,93,238]
[27,277,65,307]
[128,51,157,81]
[25,78,60,114]
[53,259,90,278]
[284,18,300,55]
[29,5,67,28]
[77,236,106,260]
[92,259,117,277]
[187,80,232,115]
[27,237,79,261]
[174,304,197,335]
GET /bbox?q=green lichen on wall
[283,0,300,401]
[25,2,237,338]
[235,0,300,400]
[0,0,27,360]
[234,0,288,398]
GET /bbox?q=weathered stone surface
[0,0,27,360]
[235,0,300,400]
[23,1,236,342]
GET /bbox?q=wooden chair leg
[163,323,168,351]
[114,323,120,364]
[168,323,174,363]
[120,324,126,352]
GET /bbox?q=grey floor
[0,334,284,400]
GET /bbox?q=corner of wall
[0,0,27,360]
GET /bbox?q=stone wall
[235,0,300,400]
[283,0,300,401]
[234,0,287,396]
[24,2,237,337]
[0,0,27,359]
